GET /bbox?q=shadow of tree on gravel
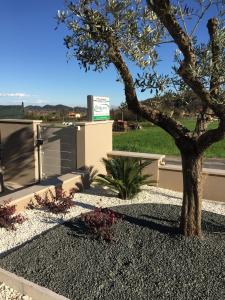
[141,214,179,224]
[201,217,225,234]
[122,213,181,236]
[63,204,225,243]
[63,219,90,240]
[141,213,225,235]
[63,210,181,240]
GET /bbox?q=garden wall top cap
[74,120,114,126]
[108,151,165,161]
[0,119,42,124]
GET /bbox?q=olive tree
[57,0,225,237]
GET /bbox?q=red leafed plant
[80,207,123,242]
[27,187,76,214]
[0,200,26,230]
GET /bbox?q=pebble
[0,186,225,257]
[0,282,32,300]
[0,186,224,300]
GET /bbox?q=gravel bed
[0,186,225,299]
[0,185,225,256]
[0,282,32,300]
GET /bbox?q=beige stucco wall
[0,119,42,186]
[76,121,113,173]
[159,165,225,202]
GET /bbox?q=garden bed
[0,188,225,300]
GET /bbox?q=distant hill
[25,105,87,113]
[25,104,72,111]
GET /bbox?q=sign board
[87,95,110,121]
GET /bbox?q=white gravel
[0,185,225,257]
[0,282,32,300]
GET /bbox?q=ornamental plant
[95,157,153,199]
[28,187,75,214]
[80,207,123,242]
[0,200,26,230]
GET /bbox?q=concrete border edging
[0,267,69,300]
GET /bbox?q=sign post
[87,95,110,121]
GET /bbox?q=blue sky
[0,0,220,108]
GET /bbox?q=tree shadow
[74,201,97,210]
[202,214,225,234]
[141,214,179,225]
[63,207,181,240]
[63,218,90,240]
[122,213,181,236]
[2,127,34,187]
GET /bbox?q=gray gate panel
[39,125,77,179]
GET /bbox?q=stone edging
[0,267,69,300]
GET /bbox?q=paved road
[165,156,225,170]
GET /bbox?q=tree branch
[198,119,225,151]
[107,43,190,139]
[207,18,220,98]
[191,2,212,37]
[146,0,225,120]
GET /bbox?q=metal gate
[38,124,77,180]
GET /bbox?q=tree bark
[180,152,203,237]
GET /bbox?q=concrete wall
[159,165,225,203]
[0,119,42,187]
[76,121,113,173]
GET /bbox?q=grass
[113,119,225,158]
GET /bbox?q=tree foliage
[58,0,225,237]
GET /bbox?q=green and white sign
[87,95,110,121]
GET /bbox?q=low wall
[0,172,86,212]
[159,165,225,203]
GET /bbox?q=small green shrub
[95,157,153,199]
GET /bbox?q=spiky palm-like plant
[95,157,153,200]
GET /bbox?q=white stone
[0,185,224,257]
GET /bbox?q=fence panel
[39,125,77,180]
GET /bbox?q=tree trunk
[180,153,203,237]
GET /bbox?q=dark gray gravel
[0,203,225,300]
